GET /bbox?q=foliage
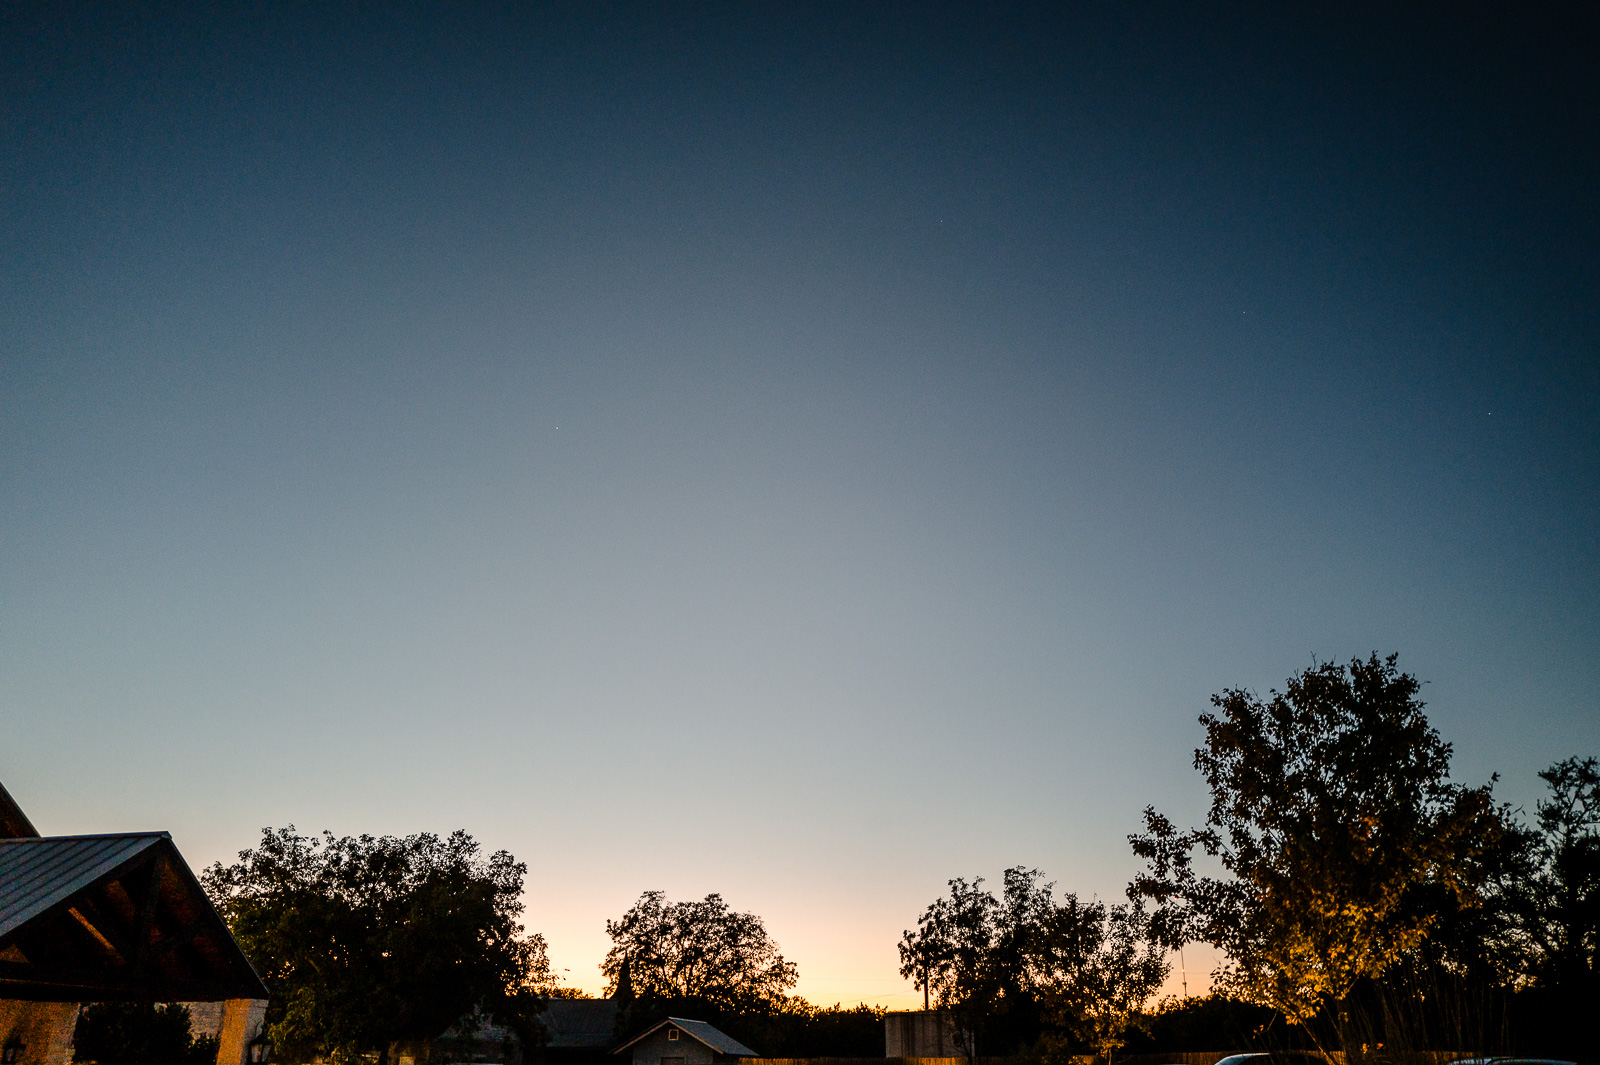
[1041,898,1169,1058]
[900,867,1167,1060]
[767,1001,887,1057]
[601,890,798,1013]
[1269,757,1597,1058]
[1509,756,1599,984]
[1122,994,1298,1053]
[898,874,1005,1057]
[542,986,593,999]
[72,1002,219,1065]
[202,826,550,1064]
[596,891,874,1056]
[1394,798,1532,987]
[597,892,875,1060]
[1127,654,1501,1030]
[722,999,884,1059]
[1482,756,1599,1060]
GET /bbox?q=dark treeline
[179,655,1591,1065]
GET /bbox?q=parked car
[1214,1053,1331,1065]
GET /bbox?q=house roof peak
[612,1017,757,1058]
[0,780,39,840]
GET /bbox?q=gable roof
[0,831,268,1002]
[613,1017,756,1058]
[540,998,620,1048]
[0,834,166,939]
[0,781,38,840]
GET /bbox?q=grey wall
[884,1012,959,1058]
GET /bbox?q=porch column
[215,999,268,1065]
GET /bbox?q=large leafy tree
[601,890,798,1012]
[899,868,1166,1061]
[202,827,551,1064]
[1127,654,1501,1034]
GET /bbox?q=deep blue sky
[3,3,1596,1002]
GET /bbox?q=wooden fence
[739,1059,1007,1065]
[741,1055,1468,1065]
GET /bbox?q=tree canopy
[601,890,797,1012]
[202,827,551,1064]
[898,873,1007,1055]
[1127,654,1501,1028]
[899,867,1167,1061]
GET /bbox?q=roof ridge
[0,831,172,843]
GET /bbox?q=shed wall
[631,1029,714,1065]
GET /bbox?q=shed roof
[613,1017,756,1058]
[0,830,267,1002]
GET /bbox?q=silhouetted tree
[718,1000,888,1058]
[900,868,1166,1062]
[772,1002,886,1057]
[601,891,797,1011]
[899,874,1005,1059]
[203,827,551,1064]
[72,1003,219,1065]
[1512,756,1599,985]
[1127,654,1502,1048]
[1038,897,1167,1061]
[1490,756,1599,1058]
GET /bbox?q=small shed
[612,1018,754,1065]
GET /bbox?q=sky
[2,2,1596,1008]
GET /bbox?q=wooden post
[214,999,268,1065]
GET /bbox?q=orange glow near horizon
[540,920,1218,1011]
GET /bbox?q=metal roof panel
[540,998,620,1047]
[665,1018,757,1057]
[0,834,166,940]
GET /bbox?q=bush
[73,1003,218,1065]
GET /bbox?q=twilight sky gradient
[2,3,1596,1006]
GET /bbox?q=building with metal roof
[612,1018,756,1065]
[0,832,267,1003]
[0,780,268,1065]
